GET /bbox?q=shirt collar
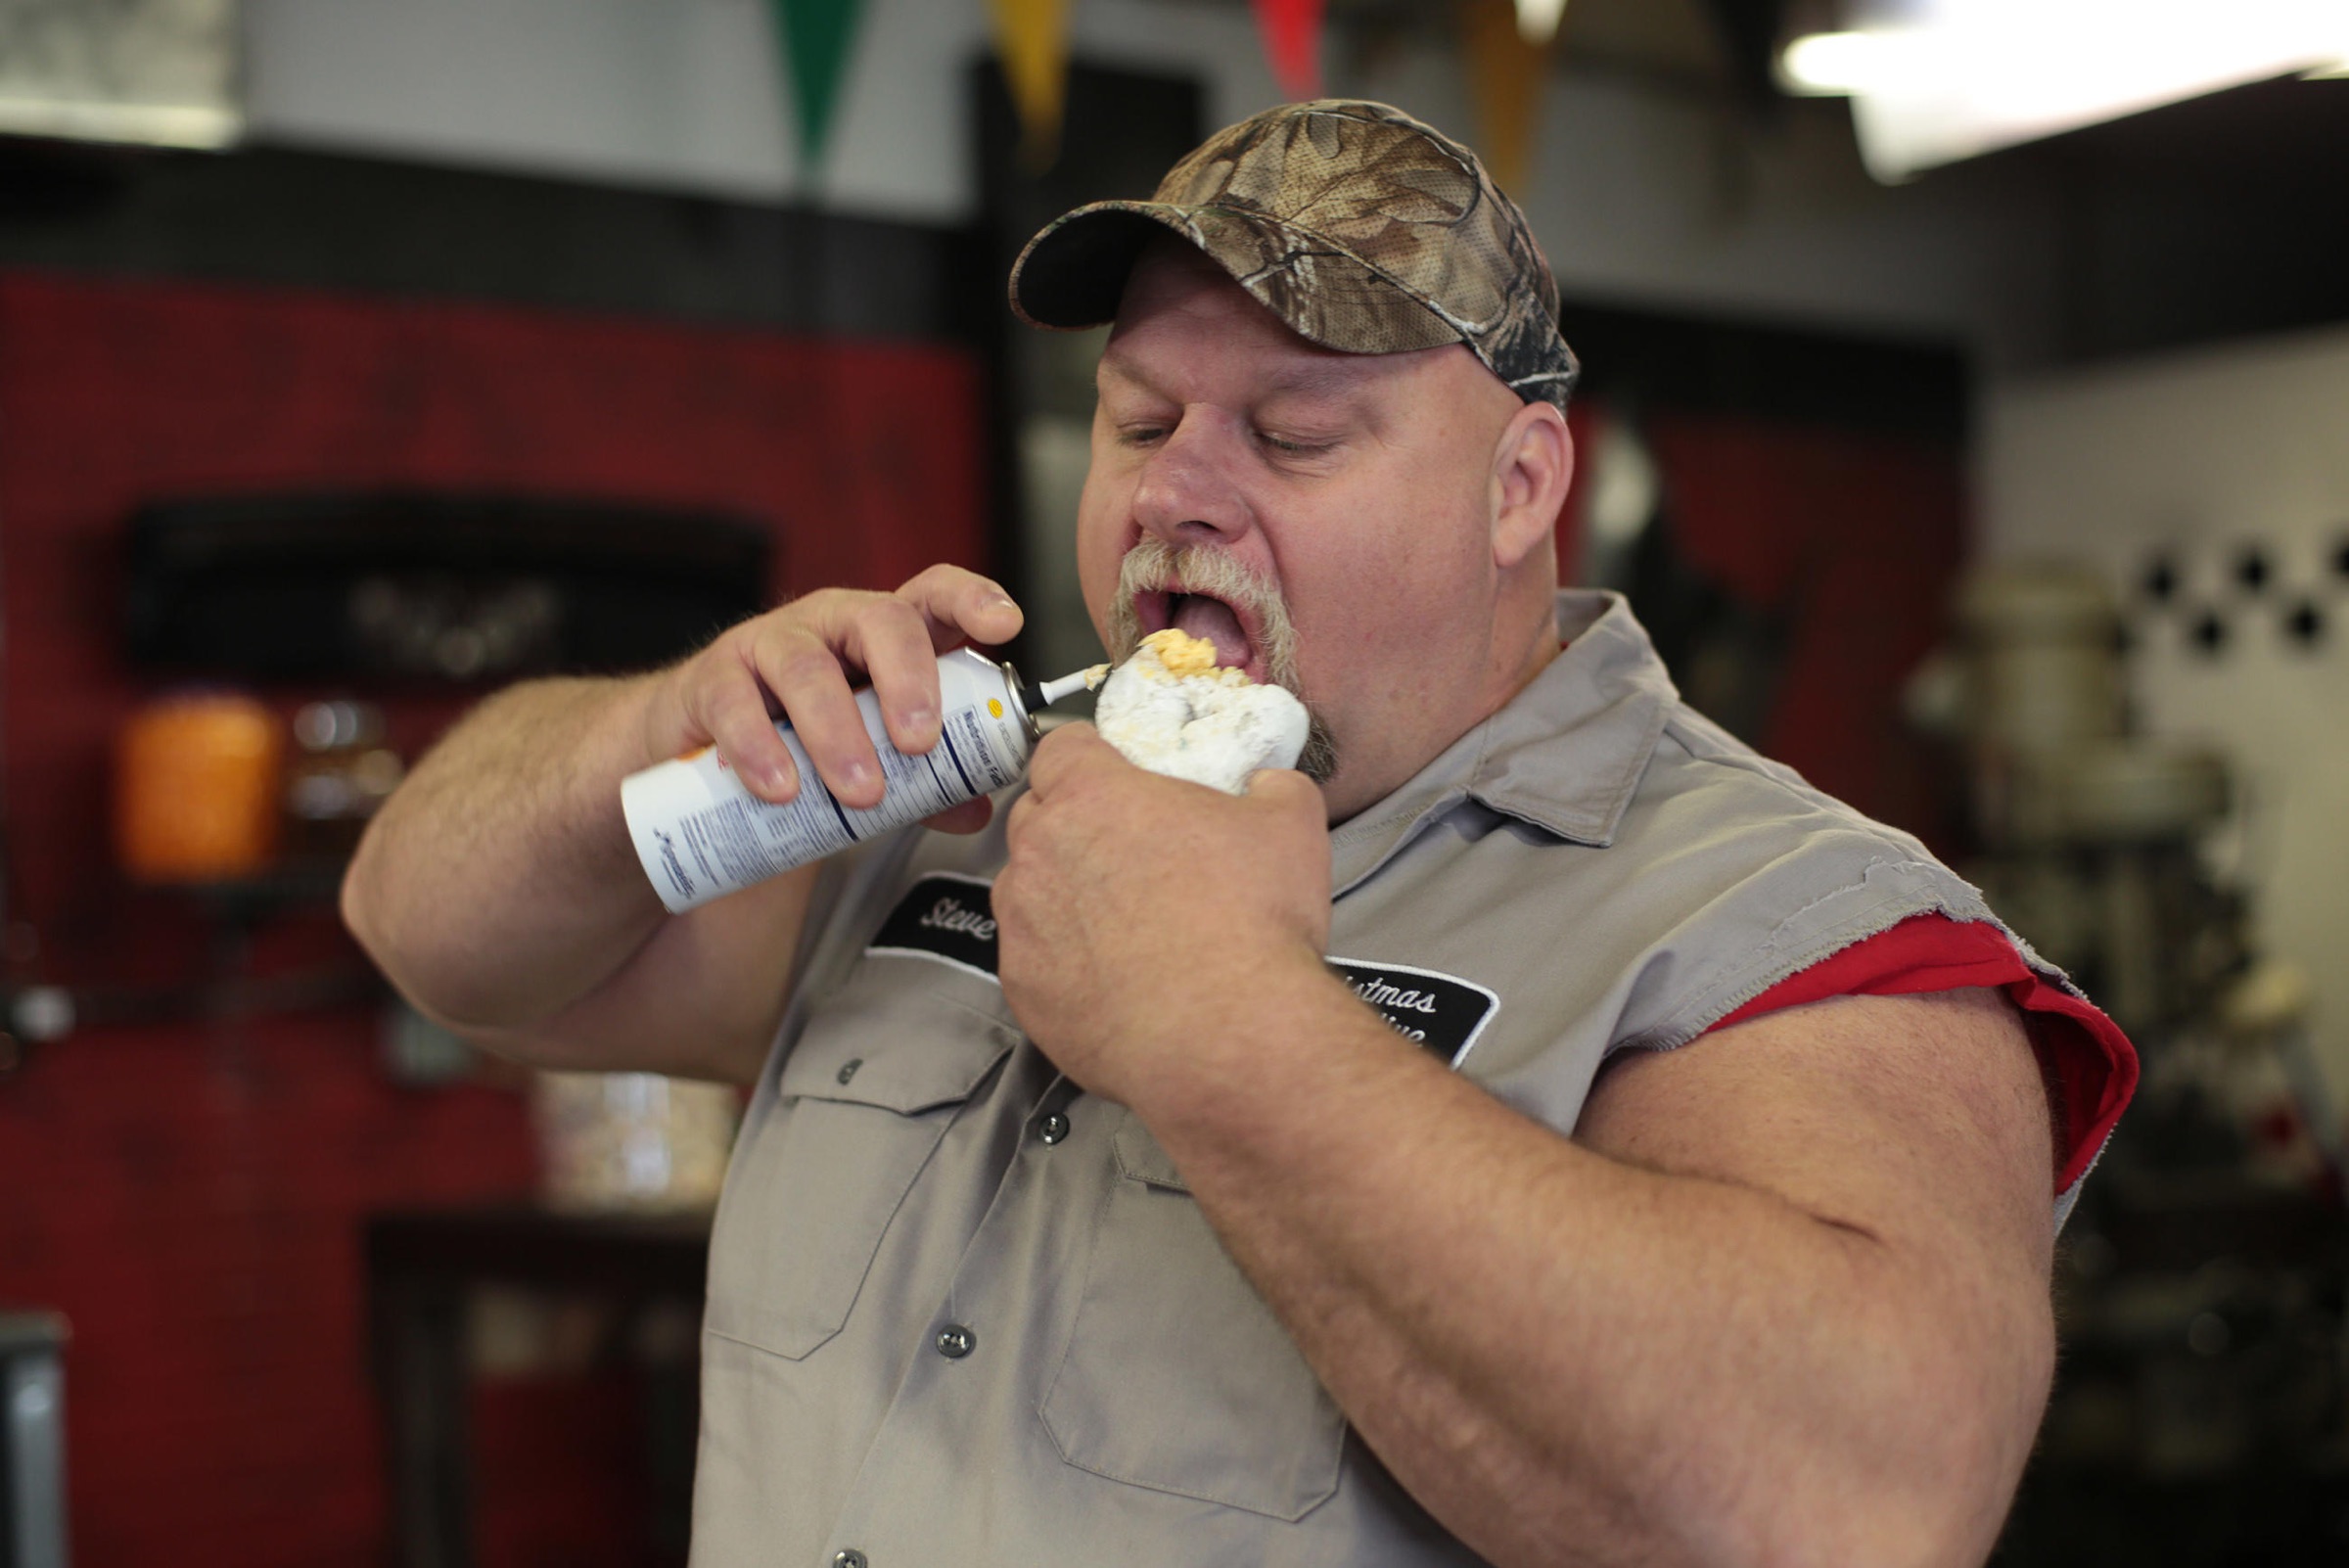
[1329,590,1678,894]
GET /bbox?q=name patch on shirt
[866,883,1498,1059]
[867,873,1000,981]
[1327,957,1499,1068]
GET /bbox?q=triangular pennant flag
[770,0,868,168]
[990,0,1073,168]
[1460,0,1553,196]
[1252,0,1326,101]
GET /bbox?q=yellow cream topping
[1141,626,1225,678]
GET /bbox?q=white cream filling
[1094,629,1310,795]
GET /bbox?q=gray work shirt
[688,590,2045,1568]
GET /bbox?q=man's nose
[1130,410,1252,547]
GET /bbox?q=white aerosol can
[621,648,1102,913]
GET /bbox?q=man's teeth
[1169,594,1250,669]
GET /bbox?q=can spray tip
[1021,664,1112,715]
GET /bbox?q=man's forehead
[1095,336,1388,402]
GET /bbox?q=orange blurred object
[115,692,285,882]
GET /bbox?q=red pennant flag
[1252,0,1326,101]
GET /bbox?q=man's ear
[1491,402,1574,572]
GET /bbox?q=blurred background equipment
[0,1310,68,1568]
[1911,563,2349,1561]
[124,493,772,685]
[1931,565,2240,1037]
[282,701,404,864]
[113,690,285,884]
[532,1075,739,1216]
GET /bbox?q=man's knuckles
[858,591,932,641]
[1025,722,1109,783]
[766,587,850,635]
[761,641,854,697]
[1001,791,1042,854]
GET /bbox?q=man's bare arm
[995,726,2056,1568]
[340,671,814,1082]
[1149,982,2051,1568]
[342,566,1022,1083]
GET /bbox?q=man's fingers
[697,664,801,803]
[1024,722,1117,798]
[895,565,1025,652]
[833,594,951,755]
[1245,767,1325,819]
[652,569,1025,812]
[747,620,886,809]
[785,581,999,758]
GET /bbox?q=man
[345,102,2133,1567]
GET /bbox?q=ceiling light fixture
[1780,0,2349,180]
[0,0,242,152]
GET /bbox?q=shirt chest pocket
[704,965,1016,1360]
[1039,1110,1347,1522]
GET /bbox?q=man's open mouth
[1139,589,1262,681]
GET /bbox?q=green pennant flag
[770,0,867,168]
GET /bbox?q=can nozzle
[1018,663,1111,718]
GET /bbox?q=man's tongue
[1170,595,1250,670]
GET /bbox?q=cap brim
[1010,197,1577,411]
[1009,201,1462,355]
[1008,202,1205,331]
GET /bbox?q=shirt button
[1037,1112,1070,1145]
[935,1323,976,1360]
[832,1551,867,1568]
[836,1058,862,1085]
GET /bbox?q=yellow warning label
[988,699,1003,718]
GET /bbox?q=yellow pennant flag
[1459,0,1554,197]
[990,0,1073,167]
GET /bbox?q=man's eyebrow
[1095,347,1150,391]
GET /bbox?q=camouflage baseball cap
[1009,100,1578,410]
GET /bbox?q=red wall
[1646,411,1965,842]
[0,272,988,1566]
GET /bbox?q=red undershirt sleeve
[1706,912,2140,1195]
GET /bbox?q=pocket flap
[1045,1107,1345,1520]
[779,975,1018,1115]
[711,965,1018,1361]
[1112,1112,1190,1192]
